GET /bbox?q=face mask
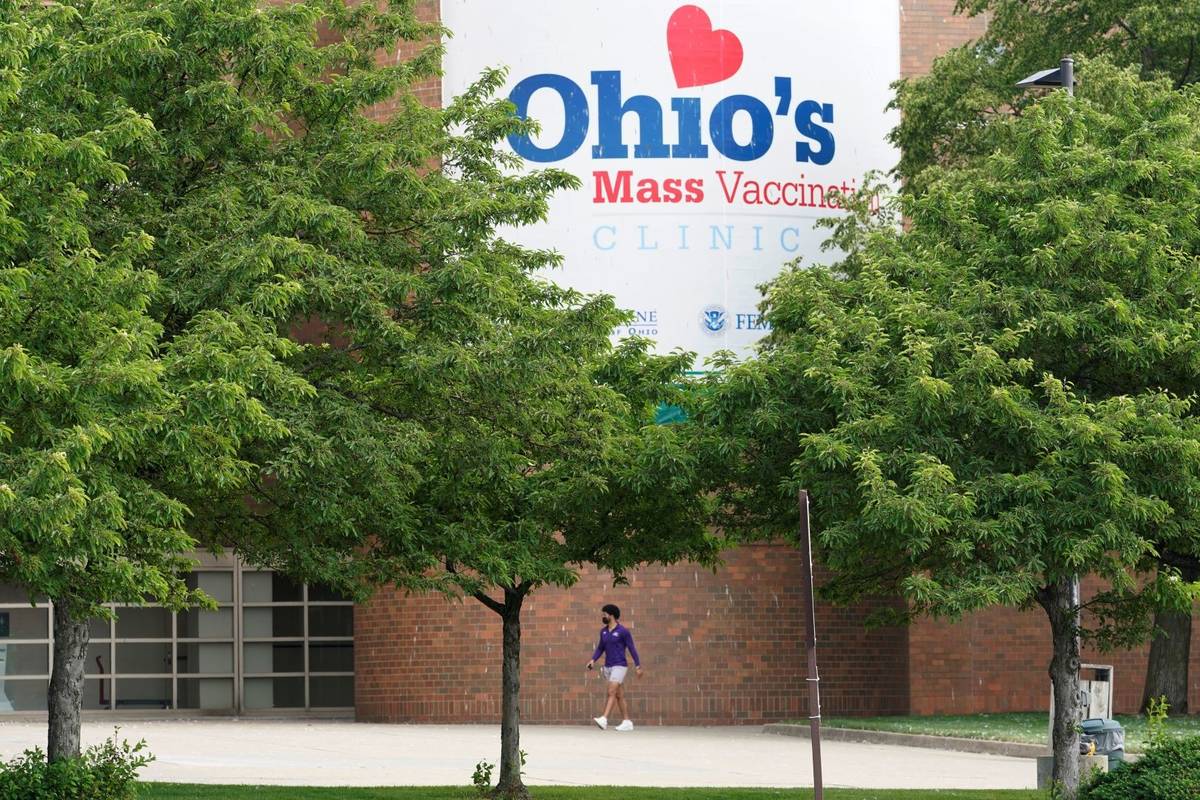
[601,615,610,625]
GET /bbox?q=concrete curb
[762,724,1050,759]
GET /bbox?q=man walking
[586,603,642,731]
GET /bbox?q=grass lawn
[801,712,1200,753]
[138,787,1043,800]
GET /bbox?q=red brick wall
[355,545,908,725]
[909,583,1200,716]
[314,0,440,114]
[900,0,988,78]
[371,0,440,115]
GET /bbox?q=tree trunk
[495,588,529,800]
[48,599,90,763]
[1039,578,1083,799]
[1142,604,1191,714]
[1142,561,1197,715]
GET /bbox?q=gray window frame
[0,553,354,716]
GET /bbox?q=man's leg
[615,684,630,721]
[603,681,619,720]
[613,683,635,731]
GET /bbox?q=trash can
[1081,718,1125,770]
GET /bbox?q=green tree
[12,2,718,797]
[696,63,1200,798]
[0,0,296,761]
[211,58,722,800]
[6,0,442,760]
[419,319,719,800]
[893,1,1200,713]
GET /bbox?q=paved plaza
[0,719,1036,790]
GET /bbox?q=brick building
[352,0,952,727]
[353,0,1200,726]
[1,1,1193,725]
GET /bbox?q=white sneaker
[615,720,634,732]
[592,716,607,730]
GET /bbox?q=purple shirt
[591,623,640,668]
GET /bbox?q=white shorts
[602,666,628,684]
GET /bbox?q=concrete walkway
[0,719,1037,790]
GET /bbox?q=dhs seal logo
[699,304,727,335]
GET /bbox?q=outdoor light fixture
[1017,57,1076,97]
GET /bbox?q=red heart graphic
[667,5,744,89]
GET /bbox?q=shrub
[1146,695,1170,750]
[1081,736,1200,800]
[0,732,152,800]
[471,759,494,796]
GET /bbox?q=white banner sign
[442,1,900,362]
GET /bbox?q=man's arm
[587,632,603,668]
[625,629,642,673]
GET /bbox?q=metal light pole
[797,489,823,799]
[1016,57,1077,628]
[1016,55,1082,753]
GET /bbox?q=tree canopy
[1,0,317,759]
[0,0,308,652]
[891,0,1200,186]
[891,0,1200,716]
[696,61,1200,796]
